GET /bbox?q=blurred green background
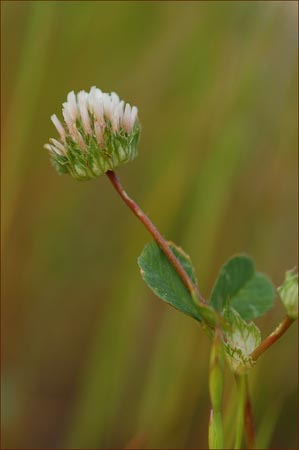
[1,1,298,449]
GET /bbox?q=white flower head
[45,87,140,180]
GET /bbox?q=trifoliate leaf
[210,255,275,320]
[277,269,298,319]
[138,241,215,324]
[223,307,261,373]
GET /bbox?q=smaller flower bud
[278,269,298,319]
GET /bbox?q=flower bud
[278,269,298,320]
[45,87,140,180]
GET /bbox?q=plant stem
[244,375,255,449]
[209,409,223,450]
[208,329,224,449]
[106,170,206,304]
[250,315,294,361]
[234,374,246,449]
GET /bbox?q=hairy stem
[244,375,255,449]
[250,316,294,361]
[106,170,205,304]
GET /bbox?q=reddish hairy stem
[250,315,294,361]
[106,170,205,304]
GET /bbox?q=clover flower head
[44,87,140,180]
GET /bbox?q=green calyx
[51,122,140,181]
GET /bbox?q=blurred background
[1,1,298,449]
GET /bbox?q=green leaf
[138,241,202,321]
[277,269,298,319]
[223,307,261,373]
[210,255,275,320]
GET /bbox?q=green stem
[106,170,206,305]
[234,375,246,449]
[250,315,294,361]
[244,375,255,449]
[208,329,224,449]
[209,409,223,449]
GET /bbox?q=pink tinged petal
[92,90,104,125]
[89,86,102,98]
[50,138,67,155]
[102,94,113,121]
[51,114,66,141]
[129,106,138,130]
[44,143,63,156]
[89,86,97,96]
[111,110,120,132]
[44,143,53,152]
[66,91,78,120]
[77,91,92,135]
[94,122,104,145]
[62,106,85,151]
[111,92,120,107]
[73,125,87,151]
[122,103,132,132]
[87,86,98,112]
[116,100,125,122]
[62,107,75,135]
[63,101,77,125]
